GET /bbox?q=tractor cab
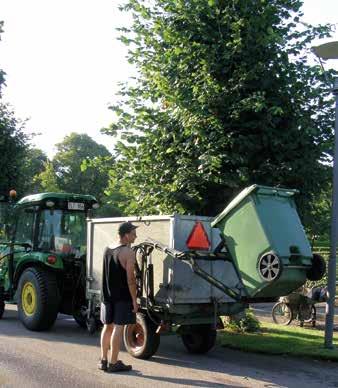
[13,193,98,257]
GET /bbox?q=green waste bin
[211,185,312,299]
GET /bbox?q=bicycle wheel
[301,305,316,324]
[272,302,293,325]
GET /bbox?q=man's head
[118,221,138,244]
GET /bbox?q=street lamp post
[312,41,338,348]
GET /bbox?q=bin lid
[211,184,298,227]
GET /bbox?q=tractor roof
[17,192,97,206]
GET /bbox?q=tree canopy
[52,133,112,202]
[0,21,31,197]
[104,0,336,230]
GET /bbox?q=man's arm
[125,250,138,313]
[101,247,109,303]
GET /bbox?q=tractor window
[38,209,86,255]
[15,207,35,246]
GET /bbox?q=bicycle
[272,292,317,327]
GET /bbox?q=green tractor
[0,192,98,331]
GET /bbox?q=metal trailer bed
[85,215,247,358]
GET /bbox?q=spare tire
[306,253,326,281]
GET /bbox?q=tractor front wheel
[18,267,60,331]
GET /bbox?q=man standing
[98,221,138,373]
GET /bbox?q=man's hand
[132,299,139,313]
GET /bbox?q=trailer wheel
[306,254,326,281]
[123,313,160,359]
[0,299,4,319]
[18,267,60,331]
[181,324,216,354]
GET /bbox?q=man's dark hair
[118,221,138,237]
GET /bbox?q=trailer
[86,214,247,358]
[85,186,325,359]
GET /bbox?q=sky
[1,0,338,159]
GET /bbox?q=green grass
[218,322,338,361]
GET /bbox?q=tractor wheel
[18,267,60,331]
[306,254,326,281]
[181,324,217,354]
[272,302,293,325]
[0,299,4,319]
[123,313,160,359]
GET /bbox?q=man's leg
[110,324,124,365]
[101,323,114,361]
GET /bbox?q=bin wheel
[272,302,293,325]
[258,252,281,282]
[306,254,326,281]
[181,324,216,354]
[0,299,4,319]
[123,313,160,359]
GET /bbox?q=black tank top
[101,246,132,303]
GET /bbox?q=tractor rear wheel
[181,324,217,354]
[123,313,160,359]
[18,267,60,331]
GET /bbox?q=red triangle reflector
[186,221,211,250]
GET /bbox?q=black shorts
[100,301,136,325]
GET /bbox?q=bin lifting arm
[142,238,242,302]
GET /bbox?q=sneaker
[106,360,132,373]
[98,359,108,371]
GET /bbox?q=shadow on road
[0,305,100,347]
[2,305,338,388]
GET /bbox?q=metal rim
[272,302,292,325]
[258,252,281,281]
[22,282,37,316]
[125,323,144,351]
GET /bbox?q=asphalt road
[1,304,338,388]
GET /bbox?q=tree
[21,147,48,194]
[104,0,335,225]
[0,21,49,200]
[0,20,33,198]
[33,160,60,193]
[0,104,28,196]
[0,21,6,97]
[53,133,112,201]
